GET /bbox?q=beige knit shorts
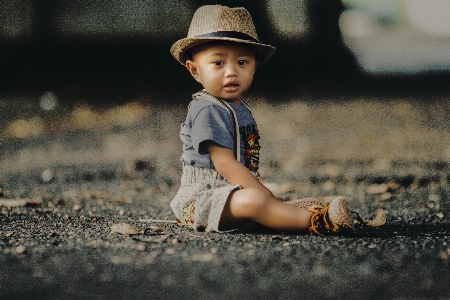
[170,164,240,232]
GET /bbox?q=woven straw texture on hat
[170,5,276,65]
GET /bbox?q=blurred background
[1,0,450,179]
[2,0,450,97]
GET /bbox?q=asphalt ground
[1,97,450,299]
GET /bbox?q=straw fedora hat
[170,5,276,65]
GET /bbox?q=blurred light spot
[342,0,401,27]
[39,91,58,111]
[339,10,379,38]
[105,102,147,127]
[372,158,392,172]
[266,0,309,39]
[71,102,148,130]
[71,107,102,130]
[404,0,450,36]
[103,134,131,159]
[340,0,450,74]
[41,169,54,182]
[8,117,44,138]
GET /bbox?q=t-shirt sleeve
[191,104,235,155]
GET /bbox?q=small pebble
[135,244,146,252]
[171,238,180,244]
[41,169,54,182]
[15,245,26,254]
[73,205,81,211]
[165,248,175,255]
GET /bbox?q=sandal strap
[308,205,340,234]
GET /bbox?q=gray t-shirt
[180,97,260,172]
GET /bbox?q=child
[169,5,355,235]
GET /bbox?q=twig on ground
[138,219,177,223]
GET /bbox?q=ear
[185,60,200,82]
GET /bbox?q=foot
[308,196,355,235]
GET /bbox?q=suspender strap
[192,90,252,162]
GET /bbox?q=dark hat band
[194,31,259,43]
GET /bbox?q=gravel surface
[1,98,450,299]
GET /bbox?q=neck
[201,90,242,106]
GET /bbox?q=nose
[224,64,238,78]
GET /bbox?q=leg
[219,188,313,232]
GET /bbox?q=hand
[204,140,273,196]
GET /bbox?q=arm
[205,140,273,196]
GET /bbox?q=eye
[213,60,224,66]
[238,60,248,66]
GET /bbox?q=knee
[230,188,270,215]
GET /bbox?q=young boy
[169,5,355,234]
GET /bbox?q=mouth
[224,81,240,92]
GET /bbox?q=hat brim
[170,37,276,66]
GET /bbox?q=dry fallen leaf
[149,225,165,232]
[365,209,387,227]
[110,222,141,236]
[367,184,388,195]
[380,192,392,201]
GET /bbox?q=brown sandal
[308,196,355,235]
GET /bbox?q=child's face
[185,41,257,104]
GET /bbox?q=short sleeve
[191,104,235,155]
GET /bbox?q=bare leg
[219,188,313,232]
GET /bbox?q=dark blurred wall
[4,0,447,101]
[0,0,362,99]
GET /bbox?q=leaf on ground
[366,184,388,195]
[0,197,42,207]
[149,225,165,232]
[133,234,172,243]
[110,222,141,236]
[365,209,386,227]
[380,192,392,201]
